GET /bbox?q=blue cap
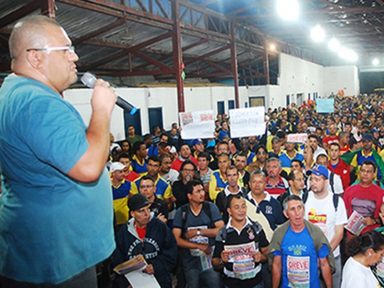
[192,139,203,146]
[307,164,329,179]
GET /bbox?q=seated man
[112,194,177,288]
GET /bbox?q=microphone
[81,72,138,115]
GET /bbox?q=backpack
[180,201,214,233]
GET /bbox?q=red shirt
[343,183,384,234]
[135,225,147,240]
[328,159,351,190]
[322,135,339,146]
[124,171,140,182]
[171,156,198,171]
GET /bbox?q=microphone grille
[81,72,96,88]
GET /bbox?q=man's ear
[283,210,288,219]
[26,50,44,70]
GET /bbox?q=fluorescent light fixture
[372,58,380,66]
[328,37,340,52]
[310,25,326,43]
[276,0,299,21]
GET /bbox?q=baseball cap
[192,139,203,146]
[307,164,329,179]
[362,133,374,142]
[110,162,126,173]
[128,194,150,211]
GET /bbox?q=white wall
[323,66,360,97]
[64,53,360,138]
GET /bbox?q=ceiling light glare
[328,38,340,52]
[310,25,326,43]
[276,0,300,21]
[338,47,358,62]
[372,58,380,66]
[269,43,276,52]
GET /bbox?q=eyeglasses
[26,46,75,54]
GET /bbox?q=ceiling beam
[73,18,126,44]
[0,1,41,29]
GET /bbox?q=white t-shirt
[341,257,380,288]
[304,191,348,257]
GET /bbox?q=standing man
[215,166,246,223]
[343,160,384,235]
[247,170,285,231]
[305,165,348,287]
[265,157,289,198]
[173,180,224,288]
[0,16,116,286]
[209,153,232,201]
[212,195,269,288]
[328,142,351,190]
[269,195,334,288]
[112,194,177,288]
[234,152,250,190]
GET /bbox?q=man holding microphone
[0,15,116,287]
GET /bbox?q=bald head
[9,15,61,60]
[8,15,78,93]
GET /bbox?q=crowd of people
[2,14,384,288]
[105,94,384,288]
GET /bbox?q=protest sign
[316,99,334,113]
[179,110,215,139]
[229,107,266,138]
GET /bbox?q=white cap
[110,162,126,172]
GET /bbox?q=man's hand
[252,251,263,263]
[220,250,230,263]
[142,264,154,275]
[185,229,200,239]
[197,243,211,255]
[157,213,167,223]
[91,79,116,115]
[363,216,376,226]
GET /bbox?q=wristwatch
[197,229,202,236]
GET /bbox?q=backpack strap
[181,204,188,233]
[330,172,335,194]
[332,194,339,212]
[202,201,214,228]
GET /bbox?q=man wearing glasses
[0,16,116,287]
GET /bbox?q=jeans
[182,254,222,288]
[0,266,97,288]
[333,255,342,288]
[224,284,262,288]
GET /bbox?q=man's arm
[184,220,225,239]
[271,254,282,288]
[319,257,333,288]
[329,224,344,252]
[67,80,116,182]
[172,227,210,254]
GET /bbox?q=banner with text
[179,110,215,139]
[229,107,266,138]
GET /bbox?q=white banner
[229,107,266,138]
[179,110,215,140]
[287,133,308,144]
